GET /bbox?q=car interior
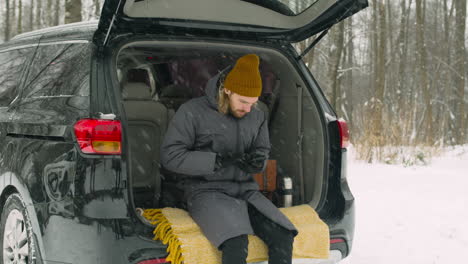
[116,41,325,211]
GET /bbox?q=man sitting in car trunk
[160,54,297,264]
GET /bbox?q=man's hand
[214,152,239,171]
[236,150,267,174]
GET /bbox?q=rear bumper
[319,149,355,259]
[249,250,342,264]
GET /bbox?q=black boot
[220,235,248,264]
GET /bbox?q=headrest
[122,82,152,100]
[160,84,192,98]
[127,69,150,85]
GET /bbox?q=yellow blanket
[143,204,329,264]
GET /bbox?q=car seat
[122,70,168,208]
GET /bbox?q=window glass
[0,48,31,106]
[22,43,91,98]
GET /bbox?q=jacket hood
[205,72,221,110]
[205,66,233,110]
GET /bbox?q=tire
[0,194,37,264]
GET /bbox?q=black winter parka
[160,73,297,248]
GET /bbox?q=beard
[229,106,247,119]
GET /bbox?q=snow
[341,145,468,264]
[99,113,117,120]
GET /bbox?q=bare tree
[385,0,393,53]
[54,0,60,26]
[345,17,354,126]
[46,0,52,26]
[416,0,432,144]
[372,0,386,147]
[5,0,10,41]
[11,0,16,37]
[442,0,456,144]
[454,0,466,144]
[370,0,378,93]
[329,21,345,112]
[29,0,34,31]
[35,0,41,29]
[17,0,22,34]
[65,0,82,24]
[95,0,101,18]
[396,0,410,121]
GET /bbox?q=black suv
[0,0,367,263]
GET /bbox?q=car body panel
[95,0,368,45]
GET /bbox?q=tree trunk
[416,0,432,144]
[385,0,393,53]
[329,21,345,113]
[11,0,16,37]
[45,0,54,27]
[372,0,386,147]
[432,0,443,144]
[65,0,82,24]
[454,0,466,144]
[445,0,453,134]
[443,0,454,144]
[346,17,354,127]
[17,0,22,34]
[394,0,408,143]
[35,0,41,29]
[304,37,315,72]
[95,0,101,18]
[396,0,407,117]
[29,0,34,31]
[54,0,60,26]
[371,0,378,93]
[5,0,11,41]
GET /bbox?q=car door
[94,0,368,46]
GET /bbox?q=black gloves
[214,150,267,173]
[237,150,268,174]
[214,152,239,171]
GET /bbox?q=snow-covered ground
[342,145,468,264]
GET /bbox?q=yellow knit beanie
[224,54,262,97]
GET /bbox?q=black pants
[219,204,295,264]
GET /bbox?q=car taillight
[337,119,350,149]
[330,237,349,257]
[137,259,169,264]
[330,238,345,244]
[74,119,122,155]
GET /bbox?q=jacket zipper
[235,119,241,153]
[235,118,241,196]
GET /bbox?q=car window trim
[0,40,89,54]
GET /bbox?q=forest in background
[299,0,467,163]
[1,0,467,163]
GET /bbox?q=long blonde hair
[217,78,230,115]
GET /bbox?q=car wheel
[0,193,36,264]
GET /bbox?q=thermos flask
[281,177,293,207]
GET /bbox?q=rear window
[0,48,31,107]
[22,43,91,98]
